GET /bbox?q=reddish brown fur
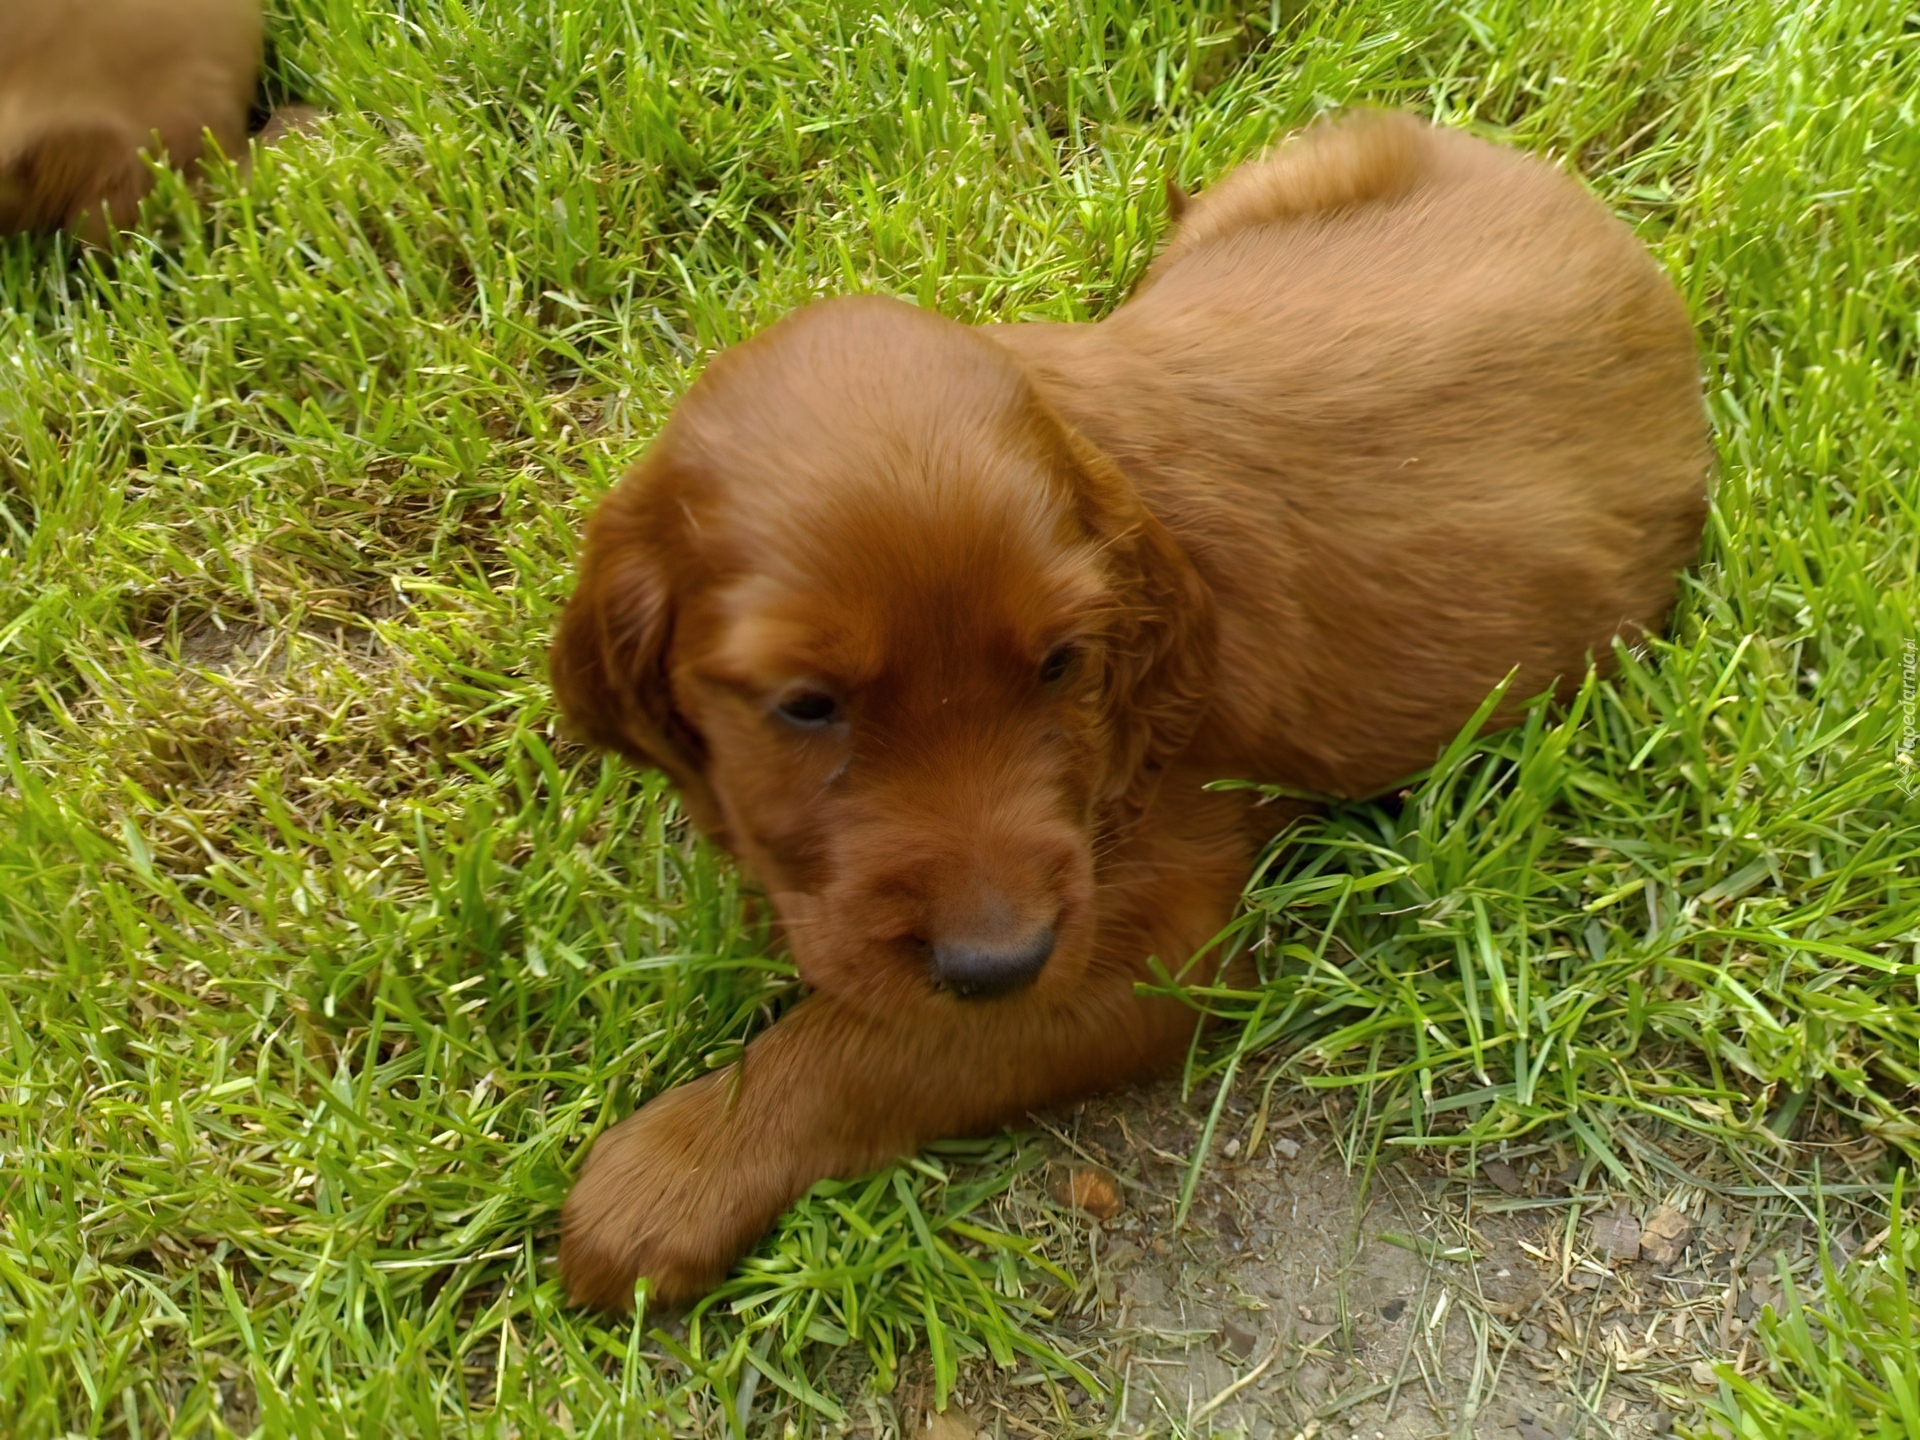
[1,0,262,242]
[550,111,1711,1310]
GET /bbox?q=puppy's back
[1000,113,1712,796]
[0,0,261,239]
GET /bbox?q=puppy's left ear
[1058,425,1220,824]
[549,463,726,837]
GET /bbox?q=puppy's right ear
[550,472,723,833]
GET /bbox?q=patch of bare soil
[868,1079,1879,1440]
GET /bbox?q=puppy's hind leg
[1,125,148,241]
[1142,109,1433,285]
[1165,173,1191,222]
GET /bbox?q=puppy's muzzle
[933,925,1056,999]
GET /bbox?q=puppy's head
[553,296,1215,1009]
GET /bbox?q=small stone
[1591,1209,1641,1263]
[1640,1205,1693,1267]
[1220,1320,1258,1362]
[924,1408,976,1440]
[1481,1158,1524,1194]
[1747,1280,1777,1315]
[1050,1166,1121,1220]
[1272,1136,1302,1161]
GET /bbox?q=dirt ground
[841,1077,1882,1440]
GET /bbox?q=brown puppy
[550,111,1711,1310]
[1,0,261,242]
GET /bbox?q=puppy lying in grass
[550,111,1711,1310]
[1,0,267,241]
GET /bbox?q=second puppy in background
[0,0,297,243]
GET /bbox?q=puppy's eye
[775,690,840,728]
[1040,645,1079,685]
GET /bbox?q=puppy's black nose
[933,926,1055,999]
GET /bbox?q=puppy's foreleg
[556,972,1204,1309]
[558,783,1260,1310]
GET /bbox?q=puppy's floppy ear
[550,465,723,835]
[1056,423,1219,824]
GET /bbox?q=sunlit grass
[1706,1178,1920,1440]
[2,0,1916,1435]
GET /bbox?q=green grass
[1705,1176,1920,1440]
[2,0,1917,1435]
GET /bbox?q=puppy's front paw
[558,1073,780,1311]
